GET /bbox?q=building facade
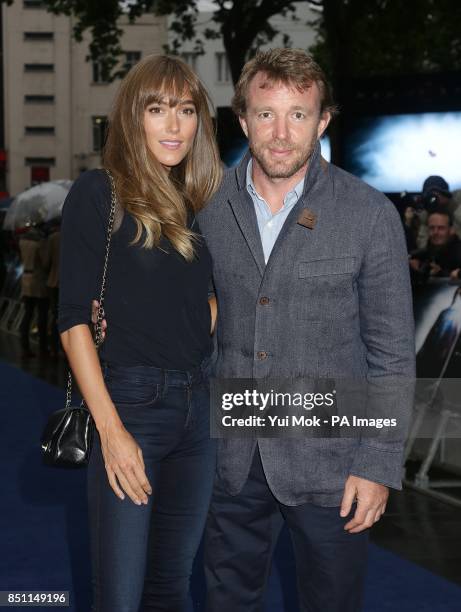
[2,0,167,195]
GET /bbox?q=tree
[4,0,460,84]
[0,0,461,83]
[310,0,461,87]
[0,0,309,83]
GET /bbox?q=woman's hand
[91,300,107,341]
[100,421,152,505]
[94,297,218,336]
[60,324,151,505]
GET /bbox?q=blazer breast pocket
[296,257,357,321]
[298,256,357,278]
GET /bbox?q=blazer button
[257,351,268,360]
[259,296,270,305]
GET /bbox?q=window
[216,52,230,84]
[24,63,54,72]
[181,53,198,71]
[24,32,54,40]
[92,61,110,84]
[31,166,50,184]
[23,0,44,8]
[124,51,141,72]
[25,157,55,166]
[25,126,55,135]
[24,95,54,103]
[92,116,108,152]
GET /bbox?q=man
[410,208,461,279]
[197,49,415,612]
[416,175,456,248]
[422,175,452,208]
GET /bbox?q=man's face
[428,213,452,246]
[239,72,330,180]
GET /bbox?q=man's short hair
[231,48,338,118]
[428,207,453,226]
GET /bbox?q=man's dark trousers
[205,446,368,612]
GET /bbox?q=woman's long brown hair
[103,55,222,260]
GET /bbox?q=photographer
[410,208,461,280]
[416,175,457,248]
[422,175,453,209]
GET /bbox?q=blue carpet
[0,361,91,611]
[1,361,460,612]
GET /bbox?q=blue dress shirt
[246,159,305,263]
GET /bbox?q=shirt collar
[246,158,305,207]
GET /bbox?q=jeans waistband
[101,355,213,388]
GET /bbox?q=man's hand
[409,258,420,271]
[209,295,217,334]
[92,299,107,341]
[340,475,389,534]
[429,262,442,276]
[450,268,460,280]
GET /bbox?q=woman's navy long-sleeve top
[58,169,213,370]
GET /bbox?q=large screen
[345,112,461,193]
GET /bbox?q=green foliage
[2,0,459,83]
[44,0,124,79]
[310,0,461,79]
[0,0,306,82]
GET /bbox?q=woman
[58,55,222,611]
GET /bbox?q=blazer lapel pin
[297,209,317,230]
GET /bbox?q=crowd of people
[402,175,461,283]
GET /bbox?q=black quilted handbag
[41,403,94,467]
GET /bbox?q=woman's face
[143,87,198,170]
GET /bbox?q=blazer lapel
[228,190,266,276]
[228,150,266,276]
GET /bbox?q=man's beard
[250,136,317,179]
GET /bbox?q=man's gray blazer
[197,143,415,507]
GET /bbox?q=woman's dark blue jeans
[87,358,216,612]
